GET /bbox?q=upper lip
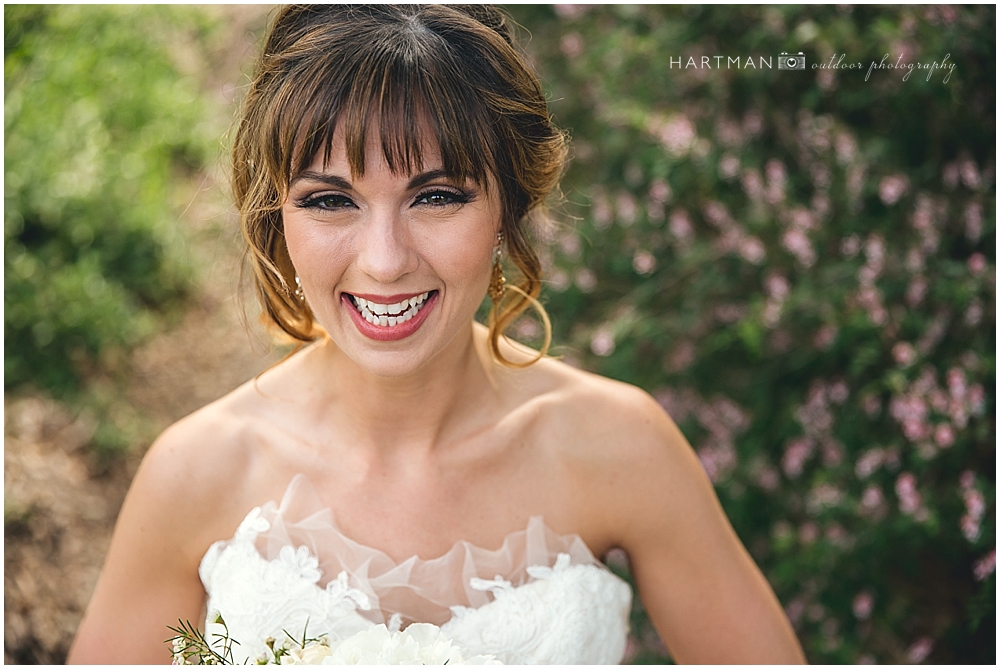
[345,290,435,304]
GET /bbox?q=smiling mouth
[347,291,436,327]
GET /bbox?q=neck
[306,323,498,457]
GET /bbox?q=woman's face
[282,124,501,378]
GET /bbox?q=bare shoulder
[513,357,709,547]
[127,376,272,555]
[525,358,689,465]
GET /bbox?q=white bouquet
[168,612,501,665]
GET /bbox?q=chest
[245,424,583,563]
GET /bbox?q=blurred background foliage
[3,3,995,665]
[504,4,995,664]
[5,5,217,399]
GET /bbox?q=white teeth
[350,292,431,328]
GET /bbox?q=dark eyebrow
[289,169,460,191]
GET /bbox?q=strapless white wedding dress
[199,475,633,664]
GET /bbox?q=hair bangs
[280,27,499,192]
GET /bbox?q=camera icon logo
[778,52,806,70]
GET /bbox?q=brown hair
[232,4,565,366]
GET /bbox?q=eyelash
[295,187,472,211]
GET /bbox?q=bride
[69,5,804,664]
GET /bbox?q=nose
[355,206,419,284]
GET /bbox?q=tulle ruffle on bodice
[199,474,632,664]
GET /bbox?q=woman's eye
[414,189,469,207]
[298,193,356,210]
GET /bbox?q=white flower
[320,623,501,665]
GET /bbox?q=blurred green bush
[506,4,995,664]
[4,5,216,396]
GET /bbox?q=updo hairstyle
[232,4,566,366]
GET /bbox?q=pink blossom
[755,465,779,492]
[616,192,637,226]
[965,202,983,242]
[841,234,861,258]
[652,114,697,156]
[906,638,933,664]
[861,392,882,417]
[892,342,917,367]
[814,325,838,350]
[785,598,806,627]
[947,368,968,400]
[968,384,985,415]
[906,247,926,272]
[895,472,922,515]
[860,485,884,514]
[965,300,984,326]
[942,162,959,188]
[648,179,672,203]
[669,209,694,242]
[829,380,849,404]
[591,188,612,229]
[782,438,814,478]
[742,110,763,136]
[741,169,764,201]
[762,301,783,328]
[967,252,987,276]
[961,158,981,189]
[906,275,928,307]
[929,388,949,413]
[973,549,996,581]
[765,274,791,301]
[558,231,582,258]
[834,132,857,164]
[782,228,816,268]
[574,268,597,293]
[765,159,787,204]
[812,193,830,219]
[961,514,981,542]
[879,174,910,205]
[697,442,737,482]
[553,4,592,19]
[668,341,696,372]
[949,399,969,429]
[852,592,874,620]
[703,201,731,228]
[855,449,884,479]
[959,470,976,490]
[715,304,747,324]
[719,154,740,180]
[798,522,819,545]
[864,234,885,268]
[821,438,845,467]
[807,483,844,515]
[632,250,657,275]
[559,32,584,59]
[738,237,766,264]
[590,327,615,357]
[933,423,956,448]
[964,487,986,521]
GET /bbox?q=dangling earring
[294,275,305,302]
[488,232,506,303]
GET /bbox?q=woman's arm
[67,424,225,664]
[589,387,806,664]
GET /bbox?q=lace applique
[468,575,515,598]
[199,475,632,664]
